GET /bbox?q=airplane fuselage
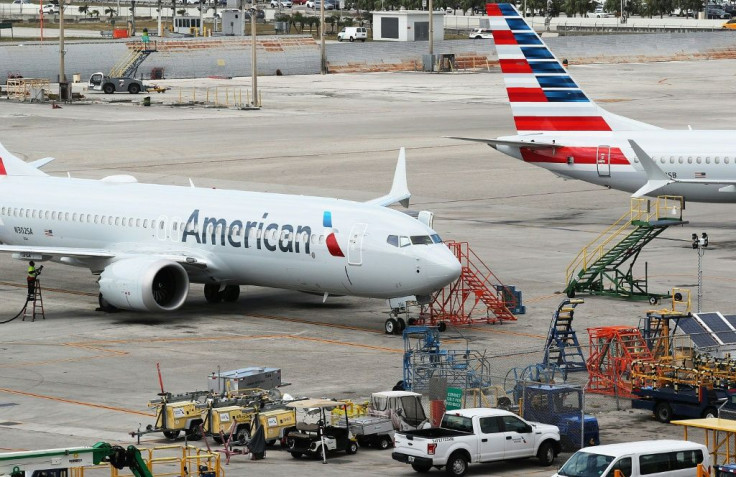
[498,130,736,203]
[0,174,460,300]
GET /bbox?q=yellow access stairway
[564,196,686,303]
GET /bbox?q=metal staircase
[542,298,587,375]
[427,241,518,327]
[587,326,655,398]
[110,43,157,78]
[564,196,686,302]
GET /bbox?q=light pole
[691,232,708,313]
[250,5,259,106]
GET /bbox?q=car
[12,0,32,4]
[468,28,492,39]
[40,3,59,13]
[592,6,614,17]
[306,0,314,6]
[723,17,736,28]
[707,6,731,18]
[270,0,292,7]
[292,0,308,4]
[314,0,336,9]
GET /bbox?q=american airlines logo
[181,209,318,255]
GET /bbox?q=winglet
[629,139,673,198]
[365,148,411,208]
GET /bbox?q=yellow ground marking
[0,387,154,417]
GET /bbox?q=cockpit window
[399,236,411,247]
[411,235,434,245]
[431,234,442,244]
[387,235,399,247]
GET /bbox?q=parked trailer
[339,416,395,449]
[632,385,726,423]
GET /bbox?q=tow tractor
[0,442,154,477]
[285,399,358,462]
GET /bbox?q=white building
[372,10,444,42]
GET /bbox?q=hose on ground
[0,301,28,324]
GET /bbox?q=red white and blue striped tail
[486,3,658,133]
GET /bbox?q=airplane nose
[424,248,462,290]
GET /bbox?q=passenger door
[501,415,536,459]
[478,416,505,462]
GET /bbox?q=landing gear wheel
[222,285,240,302]
[346,441,358,454]
[98,293,118,312]
[438,321,447,332]
[397,317,406,332]
[204,284,223,304]
[385,318,398,335]
[654,402,673,423]
[163,430,181,440]
[649,296,659,305]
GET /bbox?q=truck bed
[399,427,472,440]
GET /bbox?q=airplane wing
[447,136,561,149]
[365,147,411,208]
[629,140,736,198]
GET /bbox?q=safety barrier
[68,445,224,477]
[174,87,261,108]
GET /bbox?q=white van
[553,440,710,477]
[337,26,367,42]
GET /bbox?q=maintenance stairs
[587,326,654,398]
[564,196,687,302]
[425,241,519,327]
[110,42,157,78]
[542,298,587,375]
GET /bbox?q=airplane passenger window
[706,158,711,164]
[687,157,692,164]
[143,219,148,228]
[697,158,702,164]
[669,157,674,164]
[64,212,69,221]
[411,236,433,245]
[26,209,30,218]
[311,234,318,244]
[51,211,57,220]
[72,213,78,221]
[399,236,411,247]
[114,217,120,226]
[387,235,399,247]
[128,218,134,227]
[659,157,665,164]
[678,157,683,164]
[32,210,37,219]
[319,235,324,244]
[726,158,730,164]
[716,157,721,164]
[0,207,4,215]
[159,221,164,230]
[102,216,108,225]
[19,208,24,217]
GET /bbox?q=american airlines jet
[456,3,736,203]
[0,144,461,313]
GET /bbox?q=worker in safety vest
[27,261,41,300]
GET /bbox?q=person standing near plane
[27,261,40,300]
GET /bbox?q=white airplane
[0,143,461,313]
[455,3,736,203]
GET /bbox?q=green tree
[78,3,88,15]
[104,6,117,19]
[326,12,338,32]
[292,11,305,32]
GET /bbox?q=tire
[163,430,180,440]
[438,321,447,333]
[361,39,365,42]
[346,440,358,454]
[290,451,302,458]
[204,283,223,303]
[537,440,556,466]
[266,439,277,446]
[649,295,658,305]
[397,317,406,332]
[445,452,468,477]
[338,37,342,42]
[385,318,398,334]
[377,436,392,450]
[702,406,718,419]
[212,435,223,444]
[349,37,354,42]
[567,288,576,298]
[408,317,417,325]
[235,425,250,445]
[221,284,240,302]
[356,436,368,447]
[103,83,115,94]
[412,462,432,473]
[128,83,141,94]
[654,402,673,423]
[186,424,203,441]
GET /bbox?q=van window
[639,449,703,475]
[557,451,614,477]
[609,457,632,477]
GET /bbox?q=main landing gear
[204,284,241,304]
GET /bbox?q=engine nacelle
[99,257,189,312]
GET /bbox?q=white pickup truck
[392,408,561,476]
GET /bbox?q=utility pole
[320,0,326,74]
[428,0,433,56]
[251,6,259,106]
[59,0,66,85]
[691,232,709,313]
[157,0,163,37]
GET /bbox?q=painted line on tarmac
[0,388,154,417]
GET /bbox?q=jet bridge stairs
[564,196,686,303]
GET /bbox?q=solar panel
[678,318,719,348]
[724,315,736,329]
[698,312,732,333]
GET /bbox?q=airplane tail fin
[0,142,49,177]
[488,3,660,133]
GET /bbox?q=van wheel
[349,36,354,42]
[654,402,673,423]
[537,441,556,466]
[338,37,342,42]
[361,38,366,42]
[445,452,468,477]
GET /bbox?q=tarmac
[1,59,736,476]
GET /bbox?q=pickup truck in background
[392,408,561,476]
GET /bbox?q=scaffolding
[5,78,51,101]
[586,326,655,398]
[422,241,519,328]
[565,196,686,302]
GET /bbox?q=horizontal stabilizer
[628,140,673,198]
[365,147,411,208]
[28,157,55,169]
[447,136,561,150]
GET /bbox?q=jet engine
[98,257,189,312]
